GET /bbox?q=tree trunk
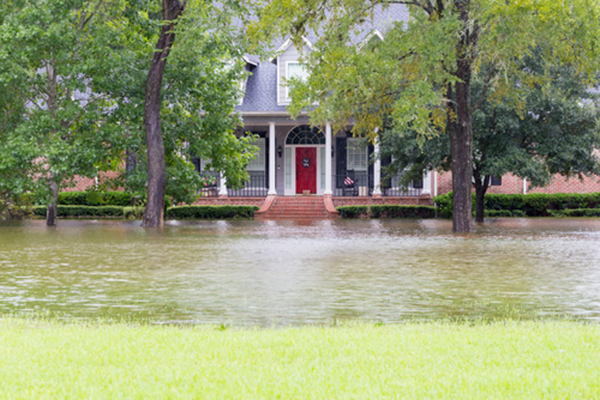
[142,0,185,228]
[46,179,59,227]
[448,1,476,233]
[450,75,473,232]
[473,172,490,223]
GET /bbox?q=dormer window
[286,61,309,101]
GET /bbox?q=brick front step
[256,196,338,220]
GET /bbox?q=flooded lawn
[1,218,600,325]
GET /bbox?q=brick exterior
[193,195,433,209]
[436,171,600,195]
[63,171,121,192]
[192,197,266,207]
[332,196,433,207]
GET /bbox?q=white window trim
[247,137,266,171]
[346,138,368,172]
[284,61,308,102]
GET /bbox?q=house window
[286,62,308,100]
[286,125,325,145]
[247,138,265,171]
[346,138,368,171]
[491,175,502,186]
[192,157,211,173]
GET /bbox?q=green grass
[1,319,599,399]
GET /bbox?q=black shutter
[265,136,269,188]
[191,154,201,173]
[368,143,374,191]
[381,156,392,193]
[336,137,347,188]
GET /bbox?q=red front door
[296,147,317,194]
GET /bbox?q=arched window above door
[286,125,325,145]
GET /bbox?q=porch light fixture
[278,145,283,158]
[331,147,335,158]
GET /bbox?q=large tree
[249,0,600,232]
[115,0,256,228]
[0,0,128,226]
[380,57,600,222]
[0,0,256,226]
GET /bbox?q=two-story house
[193,5,435,217]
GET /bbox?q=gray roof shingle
[236,4,408,114]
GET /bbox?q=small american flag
[344,176,354,186]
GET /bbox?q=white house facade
[192,5,435,217]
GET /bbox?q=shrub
[438,192,600,217]
[484,210,513,217]
[370,205,435,219]
[34,206,125,218]
[58,191,136,207]
[549,208,600,217]
[433,192,454,219]
[511,210,526,217]
[337,205,435,219]
[57,191,169,208]
[124,207,145,220]
[166,205,258,219]
[336,206,369,218]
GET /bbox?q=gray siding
[277,44,312,105]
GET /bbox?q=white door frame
[284,144,325,196]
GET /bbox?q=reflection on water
[1,218,600,325]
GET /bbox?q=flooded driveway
[1,218,600,325]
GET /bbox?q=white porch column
[372,138,382,197]
[523,178,528,195]
[324,122,333,195]
[422,171,432,196]
[268,122,277,195]
[219,172,227,197]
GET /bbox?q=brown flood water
[1,218,600,325]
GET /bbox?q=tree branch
[470,68,495,113]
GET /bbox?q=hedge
[485,193,600,216]
[337,206,370,218]
[57,191,168,207]
[166,205,259,219]
[484,210,526,218]
[337,205,436,219]
[434,192,600,218]
[58,191,136,207]
[34,205,125,218]
[124,207,145,220]
[548,208,600,217]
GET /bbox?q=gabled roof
[237,4,409,114]
[269,37,314,62]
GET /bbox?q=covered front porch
[195,116,434,201]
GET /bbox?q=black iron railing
[333,173,371,197]
[227,173,268,197]
[198,172,220,198]
[382,176,422,197]
[332,173,423,197]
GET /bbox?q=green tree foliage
[89,0,257,227]
[0,0,257,225]
[381,56,600,222]
[249,0,600,232]
[0,0,129,225]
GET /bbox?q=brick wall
[435,171,600,195]
[332,196,433,207]
[192,197,266,207]
[63,171,121,192]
